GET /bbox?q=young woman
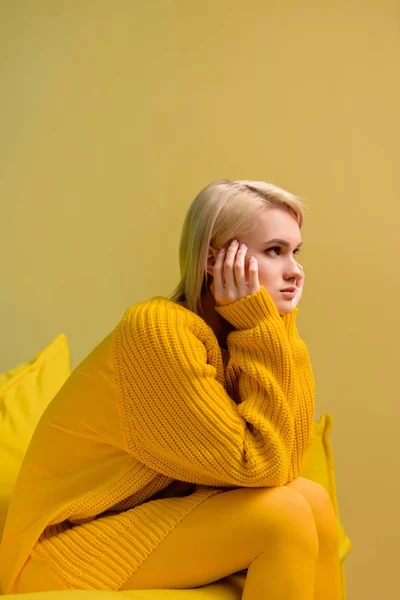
[0,180,342,599]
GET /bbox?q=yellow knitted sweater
[0,286,315,592]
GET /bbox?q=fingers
[235,243,248,296]
[213,248,226,292]
[212,240,260,305]
[296,262,305,279]
[224,240,238,291]
[248,256,260,292]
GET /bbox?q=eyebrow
[263,238,303,249]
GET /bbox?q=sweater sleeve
[115,286,311,488]
[217,291,315,479]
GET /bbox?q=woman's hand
[292,263,305,309]
[211,240,260,306]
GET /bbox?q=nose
[285,257,302,283]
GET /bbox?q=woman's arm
[115,286,314,488]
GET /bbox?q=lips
[280,287,296,292]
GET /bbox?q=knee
[289,478,340,551]
[258,487,319,559]
[309,482,340,550]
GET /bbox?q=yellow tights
[122,476,342,600]
[13,477,342,599]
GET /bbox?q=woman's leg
[285,477,342,600]
[121,486,319,599]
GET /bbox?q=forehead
[249,208,301,242]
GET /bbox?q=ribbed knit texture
[0,285,314,593]
[32,486,222,590]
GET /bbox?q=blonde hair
[167,179,307,317]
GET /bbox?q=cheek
[256,263,282,296]
[256,261,277,282]
[245,258,277,286]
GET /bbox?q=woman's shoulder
[117,295,206,339]
[114,295,220,372]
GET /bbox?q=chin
[276,301,294,316]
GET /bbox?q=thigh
[120,485,314,591]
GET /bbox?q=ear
[206,246,219,277]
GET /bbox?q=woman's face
[210,208,304,315]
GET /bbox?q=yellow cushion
[0,334,71,541]
[2,587,242,600]
[302,413,352,563]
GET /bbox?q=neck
[200,286,235,349]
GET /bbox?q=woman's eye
[265,247,280,256]
[265,247,302,256]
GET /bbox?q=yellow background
[2,1,400,597]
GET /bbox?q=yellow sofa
[0,334,351,599]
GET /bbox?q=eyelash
[265,246,302,257]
